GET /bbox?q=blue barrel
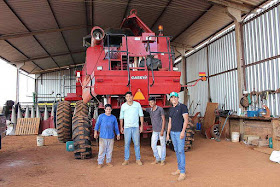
[66,141,74,152]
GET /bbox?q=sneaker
[136,160,143,166]
[122,160,129,166]
[107,163,113,167]
[160,160,165,166]
[177,173,186,181]
[151,160,160,165]
[97,164,103,169]
[171,169,180,176]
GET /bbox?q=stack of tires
[184,118,195,151]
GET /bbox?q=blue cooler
[66,141,74,152]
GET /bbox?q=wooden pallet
[15,118,41,135]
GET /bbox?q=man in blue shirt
[167,92,188,181]
[120,91,144,166]
[94,104,120,168]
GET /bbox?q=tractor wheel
[184,118,195,152]
[72,101,92,159]
[74,100,88,116]
[56,101,72,143]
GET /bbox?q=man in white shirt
[120,91,144,166]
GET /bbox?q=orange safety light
[133,89,145,100]
[158,25,163,32]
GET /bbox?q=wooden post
[226,7,245,110]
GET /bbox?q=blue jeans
[151,131,166,161]
[124,127,141,160]
[171,131,186,174]
[97,138,114,164]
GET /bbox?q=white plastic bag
[42,128,58,136]
[269,151,280,164]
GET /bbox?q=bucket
[231,132,240,142]
[66,141,74,152]
[156,145,161,159]
[37,135,45,146]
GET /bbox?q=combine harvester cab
[58,9,194,159]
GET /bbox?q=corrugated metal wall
[243,4,280,116]
[185,3,280,117]
[186,48,208,116]
[36,68,80,102]
[208,31,239,113]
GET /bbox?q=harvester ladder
[106,34,130,86]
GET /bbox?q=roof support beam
[33,63,84,74]
[172,5,213,42]
[4,40,44,70]
[150,0,173,30]
[121,0,132,24]
[13,50,85,63]
[0,25,89,40]
[208,0,252,12]
[85,1,90,34]
[3,0,60,68]
[47,0,76,65]
[91,0,94,26]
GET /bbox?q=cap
[169,92,179,97]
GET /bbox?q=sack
[269,151,280,163]
[42,128,58,136]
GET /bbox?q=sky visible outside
[0,59,35,106]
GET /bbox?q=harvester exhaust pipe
[91,26,105,47]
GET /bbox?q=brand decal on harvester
[131,76,147,79]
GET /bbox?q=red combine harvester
[56,10,195,159]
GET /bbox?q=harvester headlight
[97,66,103,70]
[173,67,179,71]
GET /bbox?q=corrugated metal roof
[0,0,268,74]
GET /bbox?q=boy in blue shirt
[94,104,120,168]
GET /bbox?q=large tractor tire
[72,101,92,159]
[56,101,72,143]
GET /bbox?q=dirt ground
[0,133,279,187]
